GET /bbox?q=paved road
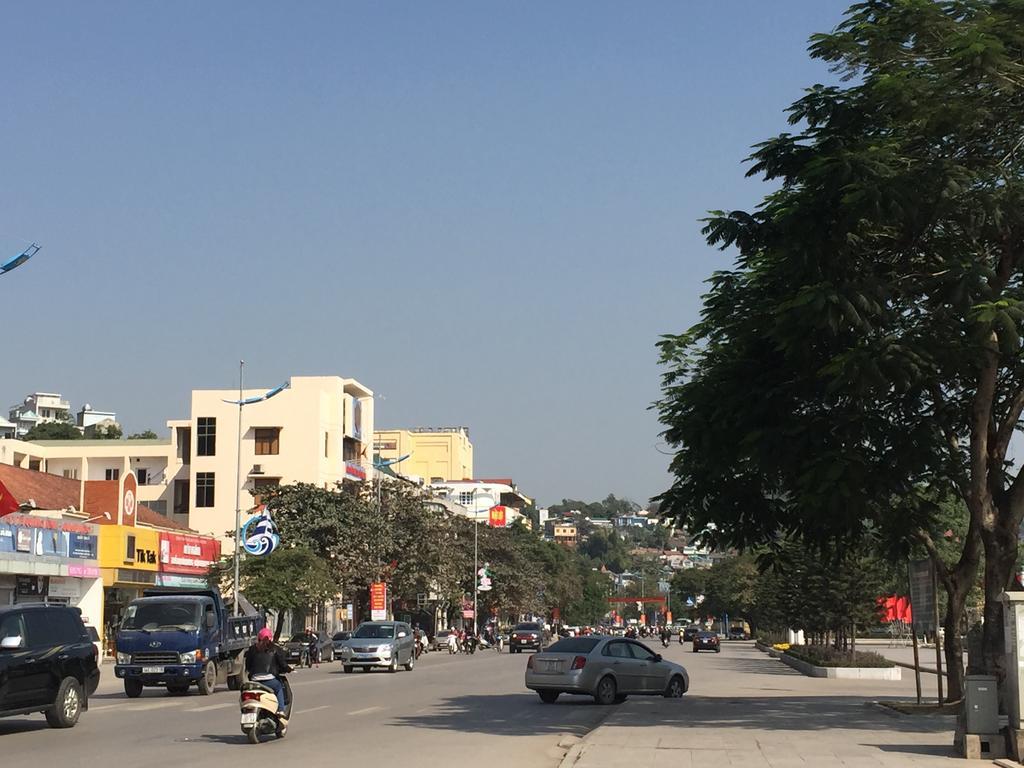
[0,646,619,767]
[2,639,964,766]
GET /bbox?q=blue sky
[0,1,851,506]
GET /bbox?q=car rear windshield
[546,637,601,654]
[515,623,541,631]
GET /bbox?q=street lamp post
[223,367,289,617]
[233,361,244,617]
[0,243,40,277]
[471,487,494,632]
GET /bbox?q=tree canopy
[23,422,81,440]
[656,0,1024,695]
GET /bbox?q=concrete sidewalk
[562,643,987,767]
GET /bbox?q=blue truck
[114,588,263,697]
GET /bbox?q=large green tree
[23,422,81,440]
[232,548,337,639]
[656,0,1024,700]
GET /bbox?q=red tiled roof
[0,463,192,531]
[0,464,79,510]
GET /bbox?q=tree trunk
[980,519,1019,691]
[942,579,969,702]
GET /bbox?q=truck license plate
[240,712,258,725]
[142,666,164,674]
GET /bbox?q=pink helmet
[258,627,273,641]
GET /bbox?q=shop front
[0,513,103,628]
[98,525,161,653]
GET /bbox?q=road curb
[558,741,585,768]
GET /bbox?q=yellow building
[373,427,473,483]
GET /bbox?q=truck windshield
[353,624,395,639]
[121,602,201,631]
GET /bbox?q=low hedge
[784,645,894,668]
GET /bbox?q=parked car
[693,631,720,652]
[283,630,334,666]
[525,636,688,705]
[511,622,544,653]
[85,625,102,663]
[331,631,352,657]
[727,627,749,640]
[431,629,454,652]
[682,625,702,642]
[0,604,100,727]
[337,621,417,672]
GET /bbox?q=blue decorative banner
[241,511,280,556]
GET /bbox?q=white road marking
[131,701,182,711]
[300,705,331,714]
[347,706,383,716]
[190,702,234,712]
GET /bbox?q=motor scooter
[239,676,292,745]
[661,636,670,648]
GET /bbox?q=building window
[136,468,148,485]
[196,472,215,507]
[324,432,329,458]
[28,459,40,471]
[343,437,360,462]
[62,469,79,480]
[197,417,216,456]
[105,468,120,481]
[146,500,167,516]
[254,427,280,456]
[173,479,189,515]
[252,477,280,506]
[125,534,136,562]
[459,491,474,506]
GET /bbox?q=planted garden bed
[781,645,901,680]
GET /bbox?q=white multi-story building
[77,404,117,430]
[429,479,532,527]
[171,375,374,549]
[0,375,375,551]
[8,392,71,436]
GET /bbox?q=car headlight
[116,652,131,664]
[377,644,393,656]
[179,649,203,664]
[340,646,352,655]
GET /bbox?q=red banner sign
[159,533,221,575]
[370,582,387,620]
[488,506,507,528]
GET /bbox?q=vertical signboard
[370,582,387,621]
[488,506,507,528]
[908,560,936,632]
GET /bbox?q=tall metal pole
[473,500,479,634]
[232,361,244,617]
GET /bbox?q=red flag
[0,480,20,517]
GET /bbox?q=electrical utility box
[965,675,999,734]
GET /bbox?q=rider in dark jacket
[245,628,292,715]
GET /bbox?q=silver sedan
[525,635,689,705]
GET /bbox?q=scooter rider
[245,628,292,717]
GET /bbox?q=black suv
[0,604,100,727]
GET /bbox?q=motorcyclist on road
[245,628,292,717]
